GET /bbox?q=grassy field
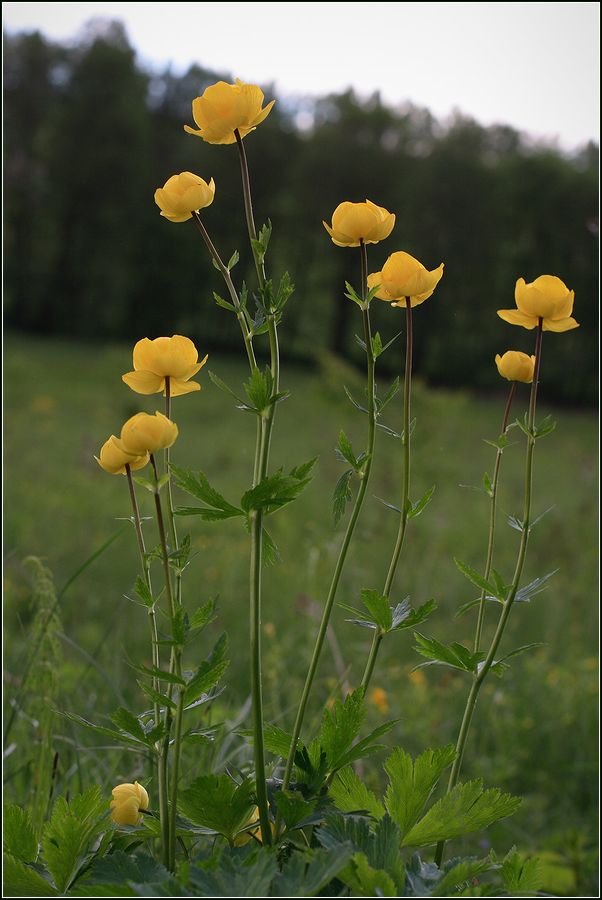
[4,333,598,893]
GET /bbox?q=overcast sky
[4,1,599,149]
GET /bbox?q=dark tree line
[4,21,598,402]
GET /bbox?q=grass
[4,332,598,891]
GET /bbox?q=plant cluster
[4,76,580,898]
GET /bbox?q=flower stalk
[361,297,413,691]
[235,126,276,845]
[282,239,376,794]
[434,319,544,867]
[125,465,169,868]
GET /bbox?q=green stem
[361,297,413,691]
[282,240,376,793]
[235,126,275,846]
[191,211,257,371]
[150,454,178,871]
[473,382,517,652]
[125,466,168,868]
[434,320,544,868]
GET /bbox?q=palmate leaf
[314,688,365,771]
[341,853,397,898]
[59,711,150,750]
[385,746,456,840]
[4,804,38,863]
[454,558,503,600]
[189,846,278,898]
[183,633,229,706]
[402,780,521,847]
[84,851,170,888]
[273,845,355,897]
[413,632,485,674]
[404,852,496,897]
[500,848,543,895]
[171,465,243,521]
[2,853,58,897]
[42,787,109,893]
[392,598,437,630]
[241,460,316,515]
[178,775,255,843]
[317,814,403,892]
[329,767,385,819]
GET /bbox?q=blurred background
[4,3,599,894]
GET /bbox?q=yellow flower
[497,275,579,332]
[95,435,149,475]
[122,335,208,397]
[323,200,395,247]
[110,782,149,826]
[154,172,215,223]
[184,79,275,145]
[369,251,444,307]
[120,412,178,455]
[370,687,389,715]
[233,807,275,846]
[495,350,536,383]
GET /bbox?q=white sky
[3,1,599,149]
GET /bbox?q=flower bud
[95,435,149,475]
[154,172,215,223]
[495,351,536,383]
[110,781,149,826]
[184,79,275,145]
[120,412,178,455]
[323,200,395,247]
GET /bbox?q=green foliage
[329,767,385,819]
[332,468,354,525]
[81,851,171,892]
[178,775,255,843]
[3,852,58,897]
[342,594,436,633]
[171,465,244,521]
[41,786,109,893]
[402,780,521,847]
[499,848,543,895]
[183,633,230,707]
[413,632,485,674]
[385,745,456,839]
[241,460,316,515]
[4,804,38,863]
[190,846,278,897]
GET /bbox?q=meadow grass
[4,333,598,888]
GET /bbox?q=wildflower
[409,669,426,687]
[370,687,389,714]
[497,275,579,332]
[110,782,149,826]
[184,79,274,144]
[95,435,149,475]
[120,412,178,455]
[323,200,395,247]
[154,172,215,223]
[122,335,208,397]
[369,251,444,307]
[495,351,536,383]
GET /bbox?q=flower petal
[122,370,165,394]
[497,309,539,329]
[542,316,580,332]
[169,378,201,396]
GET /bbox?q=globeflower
[110,782,149,826]
[154,172,215,223]
[323,200,395,247]
[369,251,444,307]
[184,79,275,145]
[95,435,149,475]
[122,335,208,397]
[497,275,579,332]
[495,351,536,384]
[120,412,178,456]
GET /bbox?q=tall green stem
[281,240,376,794]
[125,466,168,868]
[150,454,179,871]
[473,382,517,652]
[235,127,277,846]
[361,297,413,690]
[434,320,544,867]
